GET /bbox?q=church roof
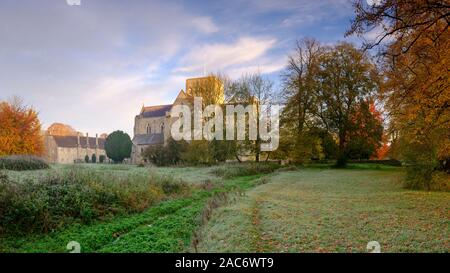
[132,133,164,145]
[52,136,106,149]
[141,104,172,118]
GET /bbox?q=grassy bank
[0,163,273,253]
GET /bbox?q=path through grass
[197,168,449,252]
[0,175,261,253]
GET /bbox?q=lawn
[1,164,448,253]
[196,168,449,253]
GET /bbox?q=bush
[0,169,190,235]
[404,164,449,191]
[105,131,132,163]
[158,177,189,195]
[143,138,188,166]
[99,155,106,163]
[0,155,49,171]
[211,163,281,179]
[348,159,402,167]
[84,155,89,163]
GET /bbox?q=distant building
[43,123,109,164]
[131,76,224,163]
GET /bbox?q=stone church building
[43,123,109,164]
[131,76,223,163]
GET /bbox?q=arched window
[146,124,151,134]
[161,122,164,132]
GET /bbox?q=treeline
[347,0,449,190]
[143,42,385,168]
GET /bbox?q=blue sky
[0,0,363,136]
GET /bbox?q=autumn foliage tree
[0,97,44,156]
[280,41,382,165]
[347,0,449,189]
[347,101,384,160]
[314,43,381,167]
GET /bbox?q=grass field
[196,168,449,253]
[1,164,448,253]
[4,164,222,185]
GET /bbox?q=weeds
[0,155,49,171]
[0,169,190,235]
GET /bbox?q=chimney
[86,133,89,148]
[95,133,99,147]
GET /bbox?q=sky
[0,0,364,136]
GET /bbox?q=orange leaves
[0,99,44,156]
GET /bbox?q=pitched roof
[132,133,164,145]
[141,104,172,118]
[52,136,106,149]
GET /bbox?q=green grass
[197,168,449,253]
[0,172,263,253]
[2,164,448,253]
[3,164,222,185]
[151,166,221,184]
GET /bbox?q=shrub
[99,155,106,163]
[348,159,402,167]
[404,164,449,191]
[0,155,49,171]
[211,163,281,179]
[0,169,190,235]
[143,138,188,166]
[104,130,132,163]
[84,155,89,163]
[158,177,189,195]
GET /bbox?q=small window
[161,123,164,132]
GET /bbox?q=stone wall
[131,144,149,164]
[134,115,167,136]
[56,147,108,164]
[43,134,58,163]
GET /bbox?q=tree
[0,97,44,156]
[281,38,321,134]
[347,101,384,160]
[226,72,275,162]
[313,43,380,167]
[280,38,324,163]
[347,0,450,187]
[104,130,132,163]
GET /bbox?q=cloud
[191,16,219,34]
[363,24,395,44]
[0,0,355,137]
[0,0,223,136]
[176,37,277,74]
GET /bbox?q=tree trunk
[336,131,347,168]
